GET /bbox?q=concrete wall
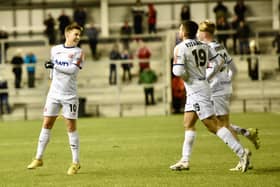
[0,0,273,33]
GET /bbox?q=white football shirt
[206,41,236,96]
[173,39,221,95]
[48,44,84,100]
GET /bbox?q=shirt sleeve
[206,47,225,81]
[72,49,84,69]
[172,45,189,81]
[228,60,238,80]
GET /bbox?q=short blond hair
[199,20,216,34]
[65,22,83,33]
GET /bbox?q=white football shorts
[212,94,231,116]
[43,96,79,119]
[184,87,215,120]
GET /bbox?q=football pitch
[0,113,279,187]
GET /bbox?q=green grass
[0,113,279,187]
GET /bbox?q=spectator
[121,49,133,82]
[11,49,24,88]
[234,0,247,22]
[73,7,87,29]
[131,0,145,34]
[231,15,239,54]
[0,26,9,64]
[136,40,151,73]
[120,20,132,50]
[236,20,250,55]
[0,77,11,114]
[44,13,56,45]
[247,40,260,80]
[147,3,157,34]
[213,0,229,23]
[139,67,157,106]
[272,32,280,71]
[58,10,71,42]
[109,43,122,85]
[180,4,191,22]
[24,52,37,88]
[216,16,230,48]
[85,23,99,60]
[172,76,185,114]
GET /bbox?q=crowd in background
[0,0,279,115]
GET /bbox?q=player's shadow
[254,166,280,173]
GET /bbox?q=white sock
[216,127,244,158]
[68,131,80,164]
[230,124,250,137]
[181,130,196,162]
[35,128,51,160]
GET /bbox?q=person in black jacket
[11,49,24,88]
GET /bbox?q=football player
[27,22,84,175]
[170,20,250,172]
[197,20,260,171]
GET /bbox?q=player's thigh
[61,98,79,120]
[43,97,61,117]
[185,91,215,120]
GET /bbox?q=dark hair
[181,20,198,39]
[65,22,83,33]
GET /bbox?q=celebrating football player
[170,20,251,172]
[27,22,84,175]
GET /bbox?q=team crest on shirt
[193,103,200,111]
[68,54,74,59]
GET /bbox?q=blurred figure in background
[234,0,247,22]
[120,20,132,50]
[0,76,11,114]
[131,0,145,34]
[58,10,71,42]
[147,3,157,34]
[231,15,239,54]
[247,40,260,80]
[0,26,9,64]
[180,4,191,22]
[11,49,24,88]
[213,0,229,24]
[216,16,230,48]
[272,32,280,71]
[24,52,37,88]
[236,20,250,55]
[139,67,157,106]
[121,48,133,83]
[172,76,185,114]
[109,43,122,85]
[44,13,56,45]
[73,7,87,29]
[136,40,151,74]
[85,23,99,60]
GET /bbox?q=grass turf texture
[0,113,279,187]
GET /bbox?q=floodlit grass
[0,113,279,187]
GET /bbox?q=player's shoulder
[51,44,64,50]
